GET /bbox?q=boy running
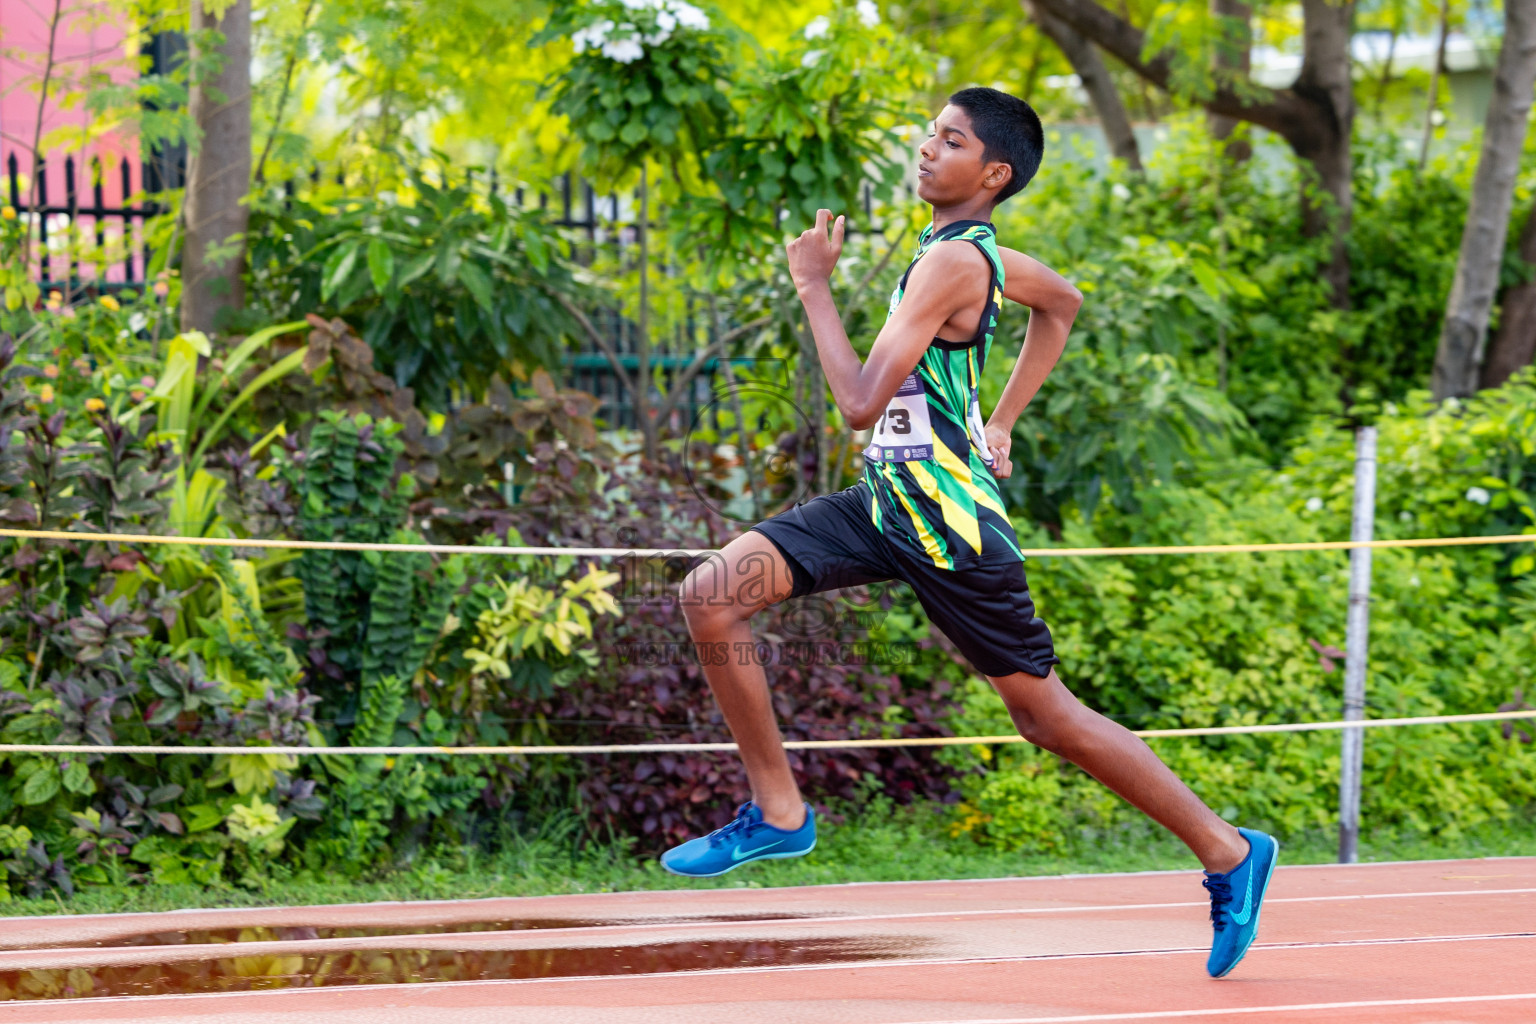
[667,87,1279,979]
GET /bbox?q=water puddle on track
[0,935,928,1000]
[5,912,833,951]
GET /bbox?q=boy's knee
[1010,711,1055,751]
[678,569,732,630]
[1007,703,1080,757]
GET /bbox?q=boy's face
[917,104,1010,208]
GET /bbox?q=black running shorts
[749,482,1060,679]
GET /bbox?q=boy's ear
[983,160,1013,195]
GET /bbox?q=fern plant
[277,411,414,691]
[277,416,472,746]
[352,674,406,750]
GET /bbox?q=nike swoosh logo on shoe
[731,839,786,861]
[1230,859,1257,925]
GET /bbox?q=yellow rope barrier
[2,526,1533,558]
[3,529,1530,755]
[2,709,1532,757]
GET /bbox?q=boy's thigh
[681,530,801,618]
[899,556,1061,679]
[748,483,898,599]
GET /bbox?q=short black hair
[946,87,1044,206]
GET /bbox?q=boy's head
[918,87,1043,209]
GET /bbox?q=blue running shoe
[660,802,816,878]
[1203,827,1280,978]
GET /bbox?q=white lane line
[5,931,1529,992]
[993,930,1535,961]
[5,925,1528,975]
[7,856,1529,928]
[11,936,1534,1014]
[5,886,1532,955]
[387,930,1536,986]
[900,991,1536,1024]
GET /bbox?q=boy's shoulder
[904,237,994,291]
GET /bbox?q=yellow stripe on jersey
[908,459,983,556]
[883,462,949,567]
[931,434,1010,520]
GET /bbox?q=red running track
[0,856,1531,1023]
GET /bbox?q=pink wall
[1,0,144,284]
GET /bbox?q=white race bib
[864,373,935,463]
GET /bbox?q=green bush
[243,170,586,409]
[941,376,1536,851]
[993,120,1508,460]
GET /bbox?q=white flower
[672,2,709,30]
[572,19,615,52]
[1111,182,1131,202]
[1305,497,1324,512]
[602,37,645,62]
[1398,510,1413,522]
[804,15,829,38]
[801,48,825,67]
[1465,486,1491,506]
[856,0,881,26]
[656,10,677,32]
[1409,575,1421,587]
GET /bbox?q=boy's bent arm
[788,210,985,431]
[987,246,1082,431]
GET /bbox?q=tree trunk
[181,0,252,335]
[1022,0,1143,172]
[1028,0,1356,307]
[1431,0,1536,400]
[635,166,657,463]
[1372,23,1398,121]
[1293,0,1355,307]
[1021,30,1048,101]
[1207,0,1252,163]
[1481,202,1536,390]
[1419,0,1452,170]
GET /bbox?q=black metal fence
[3,151,168,292]
[3,151,897,434]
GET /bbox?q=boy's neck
[928,198,995,234]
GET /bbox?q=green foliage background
[0,0,1534,904]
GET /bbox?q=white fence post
[1338,425,1378,864]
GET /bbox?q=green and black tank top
[860,219,1025,570]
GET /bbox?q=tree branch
[253,0,317,185]
[840,226,908,332]
[653,315,773,424]
[1028,0,1314,138]
[552,291,634,394]
[1024,0,1142,171]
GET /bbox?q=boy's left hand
[786,209,845,290]
[984,422,1013,479]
